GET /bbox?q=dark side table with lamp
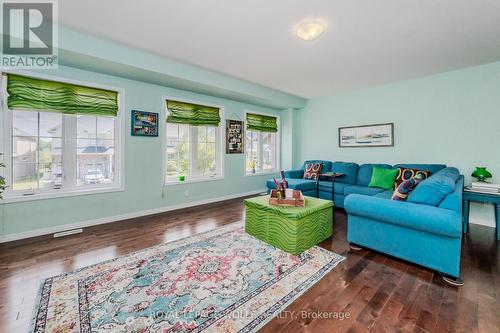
[462,167,500,241]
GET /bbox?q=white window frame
[244,110,280,176]
[0,71,125,203]
[163,95,225,185]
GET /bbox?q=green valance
[246,113,278,133]
[166,100,220,126]
[7,74,119,116]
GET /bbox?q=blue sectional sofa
[266,161,464,282]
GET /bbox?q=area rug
[31,222,345,333]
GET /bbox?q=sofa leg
[442,275,464,287]
[349,243,362,251]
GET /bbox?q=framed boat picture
[339,123,394,147]
[131,110,159,137]
[226,119,244,154]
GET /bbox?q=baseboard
[0,189,266,243]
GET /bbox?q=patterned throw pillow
[392,174,424,201]
[303,163,323,180]
[394,168,432,189]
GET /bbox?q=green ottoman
[244,195,333,255]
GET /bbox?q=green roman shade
[246,113,278,133]
[6,74,119,116]
[166,100,221,126]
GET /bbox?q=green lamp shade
[471,167,492,182]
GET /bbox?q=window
[165,99,222,183]
[1,74,122,200]
[245,112,279,174]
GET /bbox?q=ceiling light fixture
[296,21,325,41]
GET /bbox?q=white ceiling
[59,0,500,99]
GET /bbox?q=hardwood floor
[1,197,499,333]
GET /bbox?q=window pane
[166,124,189,178]
[166,141,177,161]
[166,159,178,177]
[77,115,96,138]
[77,154,98,185]
[197,126,207,142]
[12,137,37,163]
[13,111,37,136]
[13,163,38,191]
[178,125,189,140]
[195,126,217,177]
[97,116,114,140]
[39,138,62,165]
[12,111,64,191]
[39,112,62,137]
[98,140,115,184]
[207,127,216,143]
[262,132,276,171]
[207,142,216,174]
[39,163,62,189]
[77,138,95,185]
[76,139,114,185]
[197,142,207,175]
[178,140,189,176]
[246,131,259,173]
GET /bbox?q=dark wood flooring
[0,197,499,333]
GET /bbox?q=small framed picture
[226,120,244,154]
[131,110,159,137]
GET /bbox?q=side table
[317,172,345,202]
[463,189,500,240]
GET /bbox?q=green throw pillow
[368,167,399,190]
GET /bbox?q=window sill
[244,171,279,177]
[2,186,124,204]
[164,176,224,186]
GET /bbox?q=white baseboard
[0,189,266,243]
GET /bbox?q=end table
[463,189,500,240]
[317,172,345,202]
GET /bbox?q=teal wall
[1,65,285,237]
[294,61,500,227]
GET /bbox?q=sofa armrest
[284,169,304,179]
[344,194,461,238]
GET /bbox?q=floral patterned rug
[31,222,345,333]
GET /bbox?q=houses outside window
[1,73,122,200]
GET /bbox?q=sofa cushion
[284,169,303,179]
[266,178,317,192]
[438,176,463,212]
[394,163,446,174]
[392,174,424,201]
[318,181,350,195]
[357,164,392,186]
[374,190,394,199]
[303,163,323,180]
[408,167,460,206]
[331,161,359,184]
[394,167,432,188]
[344,185,386,196]
[369,167,399,189]
[301,160,332,172]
